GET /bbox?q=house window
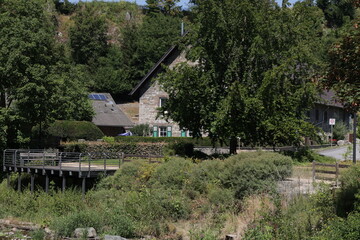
[323,111,328,122]
[315,109,319,121]
[159,126,167,137]
[159,97,168,108]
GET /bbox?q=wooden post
[62,176,66,192]
[30,173,35,194]
[17,173,21,192]
[312,161,316,181]
[82,177,86,199]
[45,174,49,193]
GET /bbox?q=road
[318,141,360,161]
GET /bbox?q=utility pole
[353,113,357,164]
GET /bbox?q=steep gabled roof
[89,93,134,127]
[129,45,179,97]
[318,90,344,108]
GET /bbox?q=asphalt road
[318,141,360,161]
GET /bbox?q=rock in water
[74,227,97,238]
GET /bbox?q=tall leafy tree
[324,19,360,112]
[0,0,93,148]
[69,5,108,65]
[316,0,355,28]
[122,13,181,82]
[159,0,323,153]
[146,0,181,16]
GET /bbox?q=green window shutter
[181,130,186,137]
[153,126,158,137]
[167,126,172,137]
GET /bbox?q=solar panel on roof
[99,95,106,100]
[94,94,101,100]
[88,94,93,99]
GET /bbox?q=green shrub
[336,164,360,216]
[61,142,164,155]
[283,147,336,163]
[315,211,360,240]
[150,158,192,190]
[333,121,348,141]
[131,124,151,136]
[164,142,194,157]
[47,120,104,141]
[51,210,104,237]
[222,152,292,199]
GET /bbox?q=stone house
[128,45,195,137]
[127,45,350,139]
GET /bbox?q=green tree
[146,0,181,16]
[122,13,181,83]
[69,5,108,65]
[159,0,323,153]
[316,0,355,28]
[0,0,93,148]
[324,19,360,113]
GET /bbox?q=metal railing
[3,149,163,176]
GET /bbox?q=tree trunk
[230,136,237,155]
[0,92,5,108]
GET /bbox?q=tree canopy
[159,0,325,152]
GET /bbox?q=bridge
[3,149,162,196]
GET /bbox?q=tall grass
[0,152,293,239]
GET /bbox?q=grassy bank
[0,151,292,239]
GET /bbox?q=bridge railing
[3,150,163,175]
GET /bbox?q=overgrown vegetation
[0,152,292,239]
[243,164,360,240]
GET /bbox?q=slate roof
[318,90,344,108]
[129,45,179,97]
[90,93,134,127]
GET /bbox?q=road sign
[329,118,336,125]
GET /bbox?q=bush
[222,152,292,199]
[131,124,151,136]
[336,164,360,216]
[47,120,104,141]
[333,121,348,141]
[61,141,164,155]
[283,147,336,163]
[164,142,194,157]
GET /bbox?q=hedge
[47,120,104,141]
[114,136,227,147]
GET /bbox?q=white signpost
[329,118,336,146]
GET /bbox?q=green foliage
[336,164,360,216]
[283,147,337,163]
[316,0,355,28]
[222,152,293,199]
[324,18,360,113]
[47,120,104,141]
[164,142,194,157]
[69,6,108,65]
[333,121,348,140]
[315,211,360,240]
[61,141,164,155]
[131,124,151,136]
[159,0,323,152]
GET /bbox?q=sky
[69,0,300,9]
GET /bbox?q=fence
[312,161,350,186]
